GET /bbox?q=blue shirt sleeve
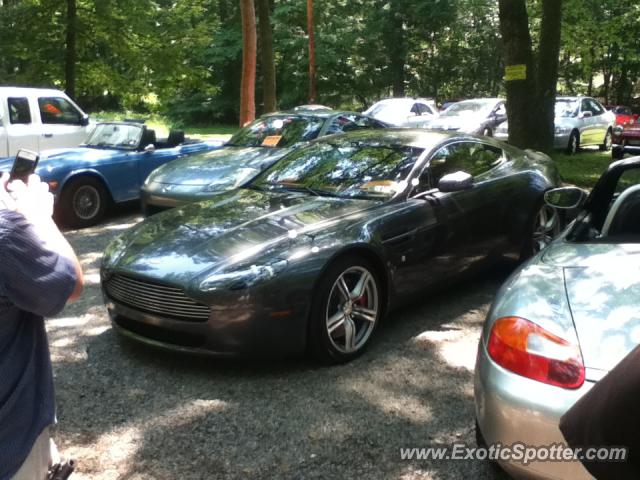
[0,210,77,318]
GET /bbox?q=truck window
[8,97,32,124]
[38,97,82,125]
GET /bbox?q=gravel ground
[48,205,512,480]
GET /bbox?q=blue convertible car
[0,121,222,227]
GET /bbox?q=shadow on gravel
[50,263,514,479]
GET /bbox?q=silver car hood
[543,242,640,375]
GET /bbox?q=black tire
[519,199,562,261]
[308,256,382,364]
[612,144,625,160]
[566,130,579,155]
[599,128,613,151]
[58,177,109,228]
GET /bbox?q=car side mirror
[544,187,587,209]
[438,171,473,193]
[144,143,156,152]
[579,111,592,119]
[80,114,90,126]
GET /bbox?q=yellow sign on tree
[504,64,527,81]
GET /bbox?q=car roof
[370,97,435,106]
[263,109,362,119]
[0,86,70,97]
[319,127,468,150]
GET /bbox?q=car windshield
[86,123,144,149]
[250,139,424,200]
[555,100,579,118]
[441,101,493,117]
[367,102,406,117]
[227,115,325,148]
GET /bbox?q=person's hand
[5,174,54,223]
[0,173,17,211]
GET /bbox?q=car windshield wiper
[264,182,333,197]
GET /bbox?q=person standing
[0,173,83,479]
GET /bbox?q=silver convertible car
[475,156,640,479]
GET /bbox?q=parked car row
[3,89,637,479]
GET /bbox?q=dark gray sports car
[101,129,561,363]
[140,109,388,215]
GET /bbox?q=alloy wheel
[325,266,379,354]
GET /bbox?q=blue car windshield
[251,139,424,199]
[86,123,144,149]
[227,115,325,148]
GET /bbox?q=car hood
[147,146,291,187]
[542,242,640,375]
[0,147,119,173]
[108,189,379,284]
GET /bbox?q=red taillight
[487,316,585,389]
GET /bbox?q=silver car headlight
[202,167,260,193]
[199,259,288,291]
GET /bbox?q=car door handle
[43,133,53,138]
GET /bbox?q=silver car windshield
[86,123,144,149]
[441,101,494,118]
[555,100,579,118]
[227,115,325,149]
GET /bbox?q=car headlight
[102,234,128,267]
[554,126,570,134]
[199,259,288,291]
[203,167,260,192]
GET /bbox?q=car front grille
[104,274,211,322]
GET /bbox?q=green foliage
[0,0,638,124]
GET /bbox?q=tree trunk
[499,0,562,152]
[307,0,317,103]
[239,0,257,126]
[498,0,535,149]
[533,0,562,152]
[65,0,77,99]
[388,0,405,97]
[256,0,276,113]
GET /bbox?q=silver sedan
[495,96,616,154]
[475,156,640,479]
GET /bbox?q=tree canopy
[0,0,638,124]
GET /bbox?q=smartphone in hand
[10,149,39,183]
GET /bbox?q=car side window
[580,99,591,115]
[417,104,432,115]
[38,97,83,125]
[589,99,604,116]
[7,97,31,124]
[426,142,503,188]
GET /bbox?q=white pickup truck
[0,86,93,156]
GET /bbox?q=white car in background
[420,98,507,136]
[0,86,92,156]
[495,96,616,155]
[364,97,438,127]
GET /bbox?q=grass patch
[551,148,613,189]
[89,111,237,140]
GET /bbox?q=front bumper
[475,340,594,479]
[102,272,310,357]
